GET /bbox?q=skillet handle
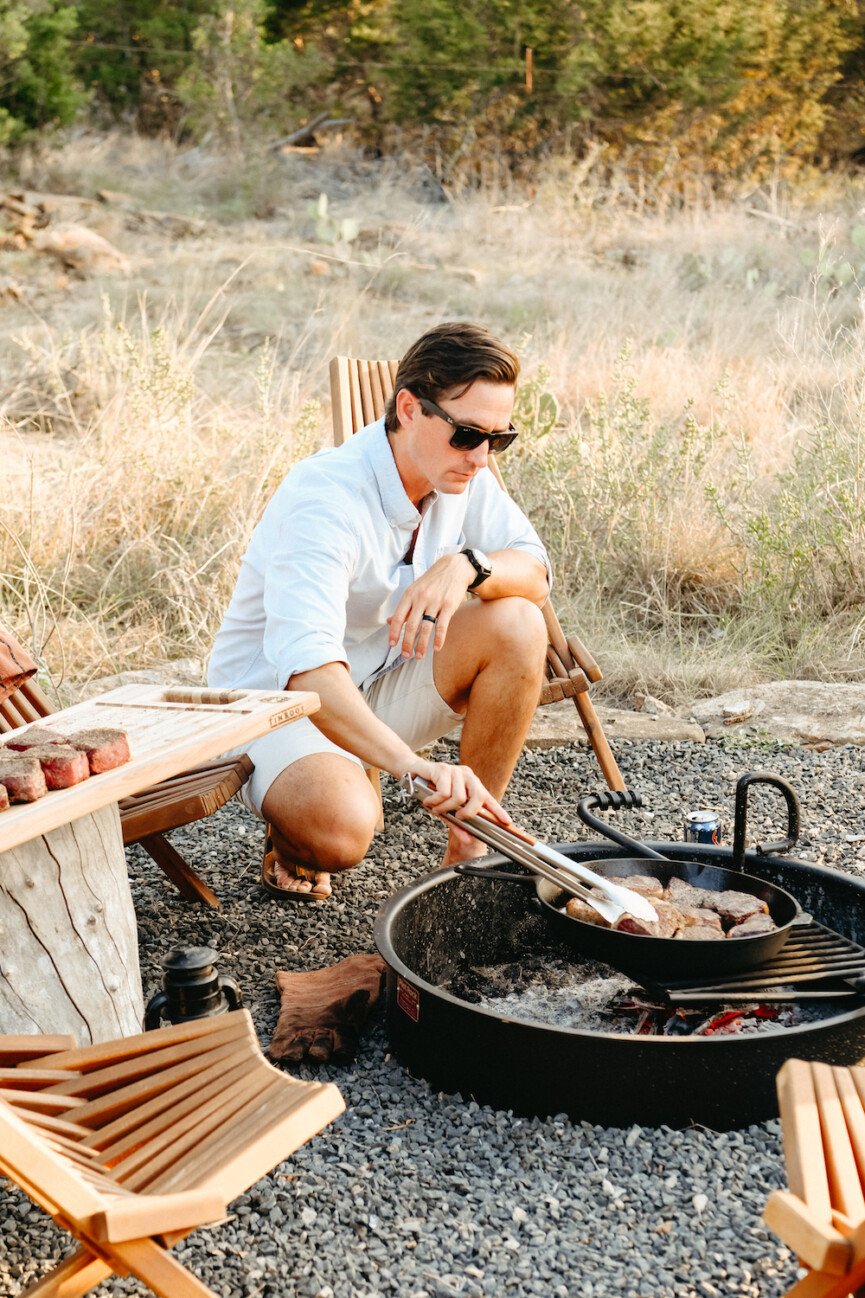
[453,862,535,884]
[732,772,801,872]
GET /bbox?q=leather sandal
[261,824,331,904]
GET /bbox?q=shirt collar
[366,417,436,528]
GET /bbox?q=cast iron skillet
[455,774,804,978]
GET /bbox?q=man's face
[395,380,516,498]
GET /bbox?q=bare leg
[433,596,547,866]
[262,752,381,896]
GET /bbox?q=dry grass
[3,131,865,703]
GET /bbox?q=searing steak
[727,912,778,938]
[27,745,90,790]
[676,924,725,941]
[3,726,65,752]
[562,871,778,941]
[677,905,723,931]
[614,899,681,938]
[606,874,665,899]
[66,728,131,773]
[713,891,769,925]
[0,754,47,802]
[565,897,610,926]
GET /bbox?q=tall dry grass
[3,132,865,701]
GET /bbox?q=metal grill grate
[641,921,865,1004]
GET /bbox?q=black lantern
[144,945,242,1029]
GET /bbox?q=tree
[0,0,82,143]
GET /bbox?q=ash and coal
[440,918,843,1036]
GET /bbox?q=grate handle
[732,772,801,871]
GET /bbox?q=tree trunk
[0,804,144,1042]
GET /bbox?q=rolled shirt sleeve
[462,467,552,590]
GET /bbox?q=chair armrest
[89,1189,227,1243]
[764,1190,853,1275]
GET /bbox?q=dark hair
[384,322,519,433]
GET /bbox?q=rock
[31,222,130,275]
[689,682,865,746]
[74,658,205,700]
[633,693,675,716]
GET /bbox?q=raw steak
[3,726,65,752]
[0,754,47,802]
[67,728,131,773]
[27,745,90,790]
[0,782,8,811]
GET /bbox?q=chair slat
[358,359,375,426]
[0,1034,77,1065]
[777,1059,835,1224]
[813,1063,865,1222]
[157,1074,333,1189]
[377,360,394,406]
[67,1038,255,1126]
[368,359,384,418]
[329,355,354,446]
[117,1069,284,1191]
[348,359,363,435]
[33,1010,251,1073]
[96,1055,256,1166]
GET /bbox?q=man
[208,322,551,900]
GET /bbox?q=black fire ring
[374,840,865,1129]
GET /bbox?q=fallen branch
[267,113,353,151]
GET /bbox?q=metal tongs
[400,774,658,926]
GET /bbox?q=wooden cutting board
[0,685,319,854]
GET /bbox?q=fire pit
[374,840,865,1129]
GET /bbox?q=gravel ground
[4,734,865,1298]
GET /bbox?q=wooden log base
[0,803,144,1042]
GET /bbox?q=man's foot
[440,826,489,869]
[274,859,332,900]
[262,828,332,902]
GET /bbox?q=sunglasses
[416,395,519,454]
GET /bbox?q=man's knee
[482,595,547,661]
[263,758,381,870]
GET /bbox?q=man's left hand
[387,553,474,659]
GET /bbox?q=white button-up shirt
[208,418,551,694]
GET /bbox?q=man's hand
[410,754,511,829]
[387,553,473,660]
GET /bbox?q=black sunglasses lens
[449,427,518,453]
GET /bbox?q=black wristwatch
[461,548,492,591]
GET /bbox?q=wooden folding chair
[0,673,252,909]
[763,1058,865,1297]
[329,355,625,802]
[0,1011,345,1298]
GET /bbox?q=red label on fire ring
[396,976,420,1022]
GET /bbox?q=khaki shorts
[238,650,463,818]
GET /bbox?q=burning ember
[444,948,844,1037]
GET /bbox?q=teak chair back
[0,1010,344,1298]
[329,355,625,792]
[0,672,252,909]
[764,1057,865,1297]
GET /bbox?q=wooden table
[0,686,318,1043]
